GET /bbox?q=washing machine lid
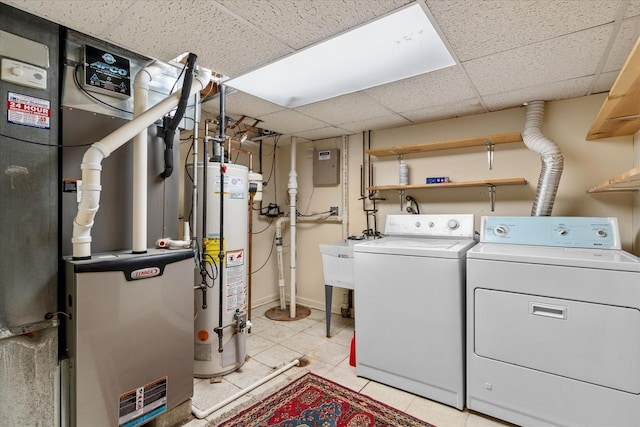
[353,236,477,258]
[468,242,640,272]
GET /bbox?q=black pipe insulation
[200,134,209,309]
[216,84,227,353]
[161,52,198,178]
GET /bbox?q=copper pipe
[227,136,254,170]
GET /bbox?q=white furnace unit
[353,214,476,410]
[63,249,194,427]
[467,216,640,427]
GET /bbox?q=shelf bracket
[397,188,405,211]
[487,184,496,211]
[485,140,495,170]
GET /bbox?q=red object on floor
[349,331,356,366]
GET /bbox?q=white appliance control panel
[385,214,475,238]
[480,216,620,249]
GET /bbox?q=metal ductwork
[522,100,563,216]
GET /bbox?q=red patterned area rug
[216,372,436,427]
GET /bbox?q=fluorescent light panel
[225,3,455,108]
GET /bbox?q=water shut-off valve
[234,309,250,333]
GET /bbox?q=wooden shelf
[588,167,640,193]
[368,178,527,192]
[586,37,640,140]
[365,132,523,157]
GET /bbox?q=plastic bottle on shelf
[399,160,408,185]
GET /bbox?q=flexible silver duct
[522,100,563,216]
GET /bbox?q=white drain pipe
[71,67,212,259]
[132,62,167,253]
[522,101,564,216]
[288,137,298,318]
[276,135,350,315]
[191,359,300,419]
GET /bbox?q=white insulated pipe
[71,67,212,259]
[275,213,341,311]
[191,359,300,419]
[288,137,298,318]
[132,62,167,253]
[522,101,564,216]
[276,216,289,311]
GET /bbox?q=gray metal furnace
[63,249,194,427]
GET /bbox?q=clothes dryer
[467,216,640,427]
[354,214,476,410]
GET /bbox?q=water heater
[187,162,249,378]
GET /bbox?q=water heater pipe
[132,61,168,253]
[191,358,300,419]
[522,100,564,216]
[215,85,227,352]
[71,67,212,259]
[288,137,298,318]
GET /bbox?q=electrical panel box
[313,148,340,186]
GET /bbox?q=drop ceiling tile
[202,91,285,120]
[592,71,619,94]
[292,127,351,141]
[625,0,640,18]
[1,0,139,36]
[296,92,392,125]
[602,17,640,73]
[464,25,613,96]
[255,109,328,135]
[216,0,412,50]
[401,98,485,123]
[427,0,620,61]
[102,0,292,77]
[363,66,476,113]
[338,114,413,133]
[482,77,593,111]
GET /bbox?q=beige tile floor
[184,303,514,427]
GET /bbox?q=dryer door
[474,288,640,393]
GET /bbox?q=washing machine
[467,216,640,427]
[353,214,476,410]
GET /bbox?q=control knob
[596,229,607,238]
[557,228,568,236]
[493,224,509,236]
[447,219,459,230]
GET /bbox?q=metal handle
[529,302,567,320]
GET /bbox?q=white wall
[182,93,636,316]
[273,94,636,315]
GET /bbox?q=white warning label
[7,92,50,129]
[226,249,246,312]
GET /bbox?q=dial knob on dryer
[447,219,460,230]
[596,229,607,238]
[494,225,509,236]
[557,228,568,236]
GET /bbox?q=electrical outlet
[330,206,339,216]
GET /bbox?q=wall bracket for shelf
[397,188,405,211]
[485,140,495,170]
[488,184,496,211]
